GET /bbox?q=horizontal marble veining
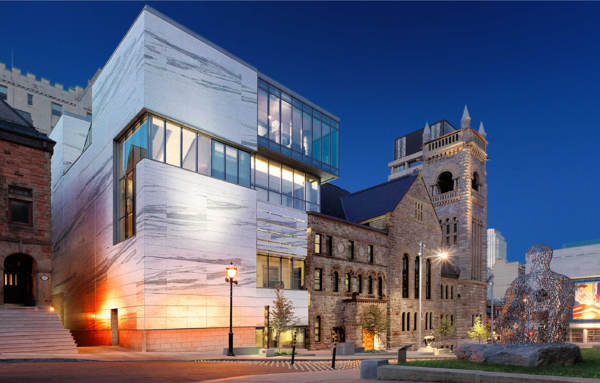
[143,11,257,151]
[257,201,308,258]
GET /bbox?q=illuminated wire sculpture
[497,244,575,344]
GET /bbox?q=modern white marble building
[50,6,339,352]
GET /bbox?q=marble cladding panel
[142,11,258,151]
[52,14,150,333]
[256,200,308,258]
[137,159,261,329]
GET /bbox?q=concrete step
[0,336,73,347]
[0,306,77,354]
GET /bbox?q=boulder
[456,343,582,367]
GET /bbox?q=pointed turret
[461,105,471,130]
[422,122,431,141]
[478,121,487,138]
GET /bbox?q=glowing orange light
[438,252,449,260]
[49,306,55,312]
[226,263,238,280]
[528,331,533,337]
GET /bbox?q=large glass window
[262,79,342,173]
[312,116,321,161]
[225,145,238,183]
[254,156,319,212]
[281,100,292,148]
[414,256,420,299]
[331,126,339,168]
[239,151,251,188]
[321,122,330,165]
[402,254,409,298]
[256,254,305,290]
[269,93,280,144]
[182,128,197,171]
[197,135,211,176]
[150,117,165,162]
[166,122,181,166]
[292,105,302,152]
[258,88,268,137]
[302,111,312,157]
[117,116,148,242]
[0,85,7,101]
[211,141,225,179]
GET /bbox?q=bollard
[331,330,338,369]
[291,331,297,366]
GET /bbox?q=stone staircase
[0,305,78,355]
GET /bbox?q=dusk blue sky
[1,2,598,263]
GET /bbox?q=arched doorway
[3,254,36,306]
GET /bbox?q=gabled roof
[340,173,419,223]
[0,99,54,152]
[320,183,351,220]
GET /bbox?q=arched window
[414,256,420,299]
[358,275,363,294]
[402,312,405,331]
[368,276,373,295]
[429,311,432,329]
[413,312,417,330]
[377,276,383,298]
[446,285,449,299]
[425,312,428,330]
[437,171,454,193]
[333,271,339,292]
[402,254,409,298]
[472,172,480,191]
[406,312,410,331]
[426,259,432,300]
[314,316,321,342]
[440,284,444,299]
[451,286,454,299]
[345,273,351,293]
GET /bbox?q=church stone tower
[388,106,488,343]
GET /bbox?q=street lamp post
[487,273,495,343]
[225,262,239,357]
[417,241,448,351]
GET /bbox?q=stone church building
[305,107,488,350]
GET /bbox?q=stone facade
[306,175,471,350]
[0,62,95,135]
[0,101,55,307]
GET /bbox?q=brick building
[0,99,54,306]
[306,173,464,350]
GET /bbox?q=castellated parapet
[0,62,97,134]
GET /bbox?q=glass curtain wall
[254,155,320,211]
[257,79,339,174]
[117,113,252,243]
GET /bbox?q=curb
[377,365,599,383]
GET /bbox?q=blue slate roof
[0,99,54,152]
[340,173,419,223]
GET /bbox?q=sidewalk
[199,368,428,383]
[0,345,455,363]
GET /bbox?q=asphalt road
[0,361,295,383]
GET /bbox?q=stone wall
[306,212,388,350]
[0,139,53,306]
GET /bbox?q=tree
[271,288,297,350]
[437,316,455,346]
[467,316,490,344]
[361,305,387,339]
